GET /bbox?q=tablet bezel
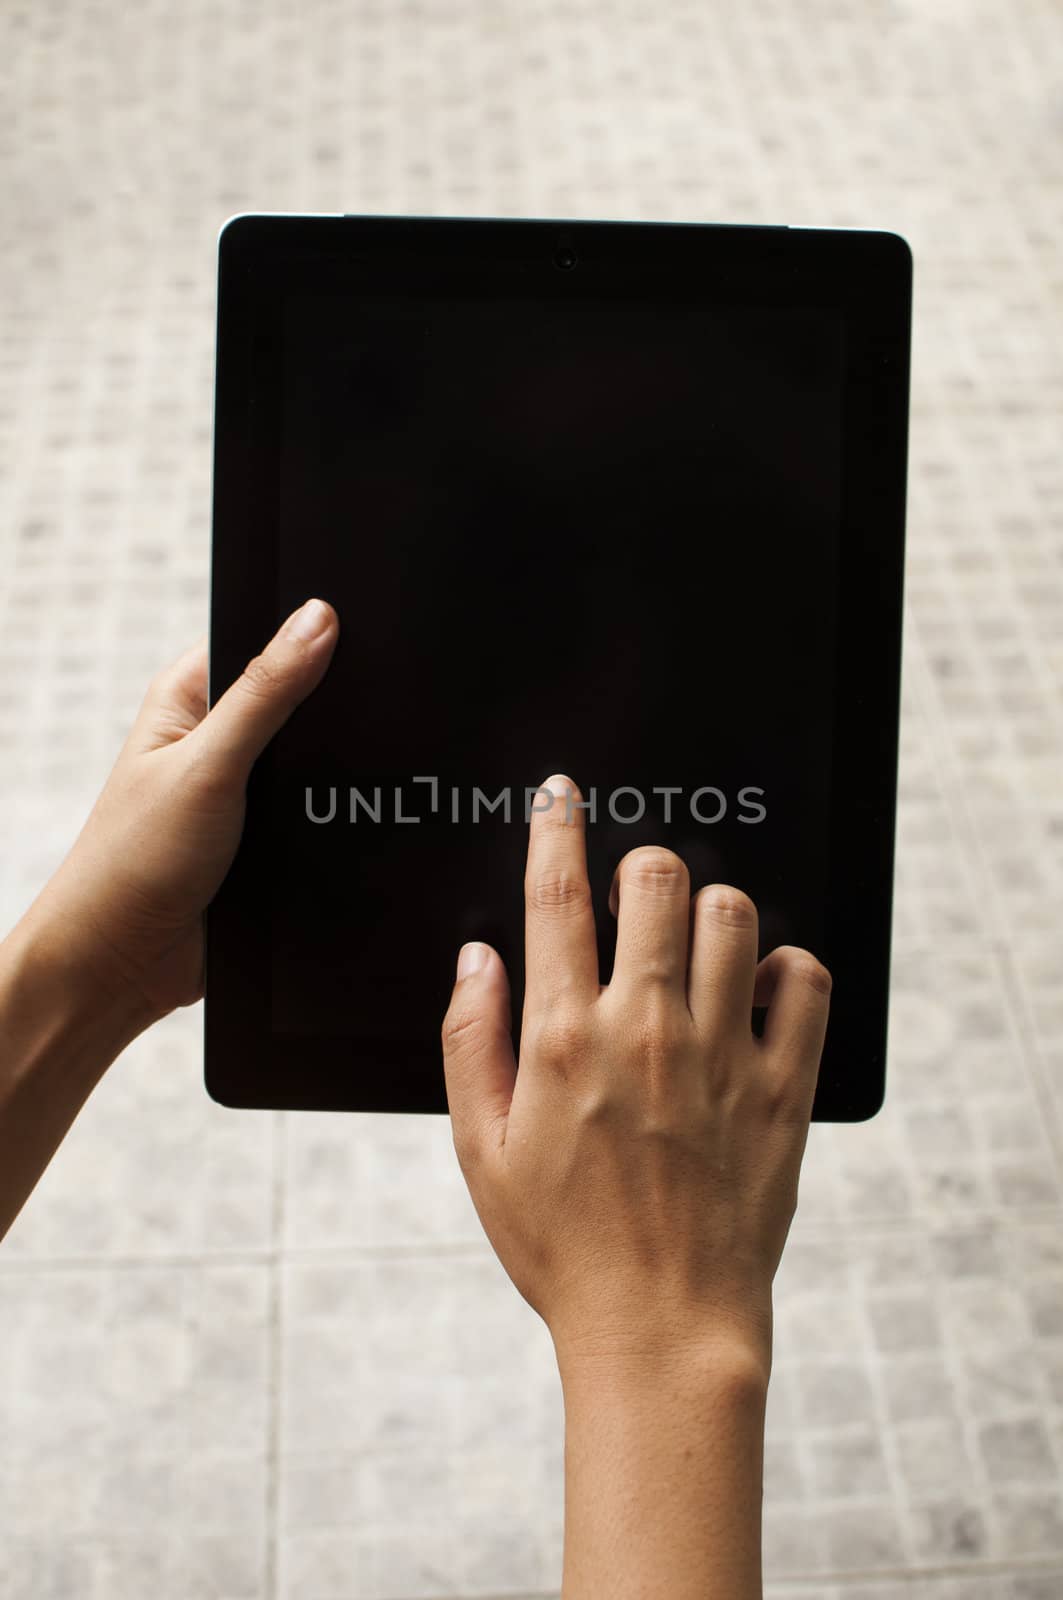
[206,213,911,1121]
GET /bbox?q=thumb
[188,598,339,785]
[442,942,517,1170]
[126,635,209,754]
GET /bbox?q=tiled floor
[2,0,1063,1596]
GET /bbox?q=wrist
[0,892,156,1244]
[554,1314,770,1600]
[554,1316,773,1403]
[6,890,160,1065]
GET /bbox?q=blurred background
[2,2,1063,1597]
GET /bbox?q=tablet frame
[206,212,912,1121]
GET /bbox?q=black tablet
[206,212,911,1121]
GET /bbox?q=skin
[442,775,831,1600]
[1,605,831,1599]
[0,596,340,1240]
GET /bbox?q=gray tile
[0,1265,269,1598]
[979,1419,1057,1485]
[994,1492,1063,1559]
[868,1292,945,1355]
[0,1011,273,1263]
[906,1499,991,1565]
[932,1227,1006,1280]
[278,1533,373,1600]
[881,1355,960,1425]
[793,1362,878,1430]
[762,1507,827,1575]
[958,1344,1045,1420]
[3,0,1063,1595]
[942,1283,1035,1351]
[895,1418,977,1499]
[807,1428,891,1499]
[279,1254,560,1596]
[282,1111,484,1252]
[763,1430,807,1503]
[820,1502,907,1568]
[1005,1575,1063,1600]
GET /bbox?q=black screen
[266,286,844,1043]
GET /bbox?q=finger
[757,945,832,1068]
[524,773,599,1007]
[186,598,339,785]
[610,845,690,996]
[688,883,759,1036]
[441,942,517,1172]
[128,634,209,753]
[753,955,776,1009]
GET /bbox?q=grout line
[904,531,1063,1182]
[380,1553,1063,1600]
[995,935,1063,1178]
[766,1553,1063,1585]
[847,1236,914,1574]
[2,1204,1063,1276]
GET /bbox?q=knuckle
[526,1008,590,1068]
[526,865,592,918]
[182,743,240,809]
[637,958,682,988]
[764,1068,815,1131]
[627,988,686,1055]
[240,652,284,700]
[441,1004,485,1053]
[632,1028,686,1097]
[779,946,833,996]
[801,959,833,997]
[694,883,757,929]
[576,1084,621,1128]
[642,1014,686,1064]
[621,846,689,897]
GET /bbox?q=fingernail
[283,598,332,643]
[457,942,488,980]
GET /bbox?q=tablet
[206,212,911,1121]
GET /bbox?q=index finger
[524,773,600,1008]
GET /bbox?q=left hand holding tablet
[29,597,338,1024]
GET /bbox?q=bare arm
[558,1341,770,1599]
[0,598,338,1241]
[442,774,830,1599]
[0,900,153,1241]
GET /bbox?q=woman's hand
[441,772,831,1600]
[0,599,339,1244]
[441,771,831,1373]
[29,598,339,1025]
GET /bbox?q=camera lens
[555,245,577,270]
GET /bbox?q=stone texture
[2,0,1063,1595]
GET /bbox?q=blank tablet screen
[268,288,842,1037]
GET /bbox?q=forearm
[0,891,154,1241]
[556,1333,771,1600]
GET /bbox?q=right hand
[441,773,831,1377]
